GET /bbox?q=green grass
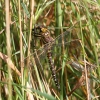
[0,0,100,100]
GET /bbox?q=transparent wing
[23,30,82,90]
[25,30,81,67]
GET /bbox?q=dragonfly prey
[25,25,81,90]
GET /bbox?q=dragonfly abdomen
[47,49,60,90]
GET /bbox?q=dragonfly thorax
[33,25,54,44]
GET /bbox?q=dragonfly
[29,25,81,91]
[23,25,96,96]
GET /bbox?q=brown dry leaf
[0,52,21,76]
[67,72,85,96]
[45,5,54,26]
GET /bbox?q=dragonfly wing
[25,29,82,91]
[29,30,81,62]
[48,31,81,60]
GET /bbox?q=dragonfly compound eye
[32,26,42,37]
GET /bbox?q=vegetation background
[0,0,100,100]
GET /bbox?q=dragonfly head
[32,25,48,37]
